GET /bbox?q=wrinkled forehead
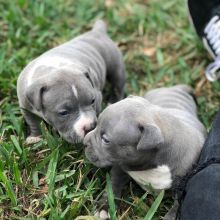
[73,80,93,100]
[99,105,137,131]
[99,99,143,122]
[43,78,93,108]
[43,82,76,107]
[98,110,140,145]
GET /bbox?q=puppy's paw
[26,136,42,145]
[163,213,177,220]
[94,210,110,220]
[163,204,178,220]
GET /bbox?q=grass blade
[0,160,17,206]
[5,106,21,135]
[46,148,59,195]
[10,135,22,155]
[106,173,117,220]
[143,190,164,220]
[13,159,22,185]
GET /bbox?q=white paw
[94,209,110,220]
[26,136,42,144]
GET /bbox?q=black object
[188,0,220,81]
[179,109,220,220]
[188,0,220,38]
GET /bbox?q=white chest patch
[127,165,172,191]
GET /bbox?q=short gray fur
[84,84,207,219]
[17,20,125,144]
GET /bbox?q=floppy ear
[84,68,96,88]
[84,68,102,113]
[26,82,47,112]
[95,91,103,114]
[137,123,164,150]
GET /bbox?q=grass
[0,0,220,219]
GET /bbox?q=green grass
[0,0,220,219]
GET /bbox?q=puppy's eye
[58,110,69,116]
[91,98,95,105]
[101,134,110,145]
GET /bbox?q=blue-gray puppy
[84,85,206,219]
[17,20,125,144]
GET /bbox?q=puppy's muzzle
[84,121,96,136]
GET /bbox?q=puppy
[17,20,125,144]
[84,85,206,219]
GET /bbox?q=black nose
[84,121,97,135]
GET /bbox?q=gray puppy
[84,85,206,219]
[17,20,125,144]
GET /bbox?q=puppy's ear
[84,68,97,88]
[95,91,103,114]
[137,123,164,150]
[26,82,47,112]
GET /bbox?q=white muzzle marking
[73,112,93,138]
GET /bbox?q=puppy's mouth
[89,154,113,168]
[58,131,83,144]
[72,137,83,144]
[89,156,99,164]
[85,146,112,167]
[85,149,99,164]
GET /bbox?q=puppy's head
[25,66,102,143]
[84,96,164,168]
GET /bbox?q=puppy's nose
[84,121,97,135]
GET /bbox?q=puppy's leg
[107,65,125,103]
[111,165,131,198]
[163,199,179,220]
[22,109,42,144]
[96,166,130,220]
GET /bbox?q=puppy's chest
[127,165,172,191]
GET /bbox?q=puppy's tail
[176,84,193,94]
[92,19,107,33]
[176,84,198,105]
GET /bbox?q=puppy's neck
[121,148,159,172]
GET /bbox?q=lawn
[0,0,220,219]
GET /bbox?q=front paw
[26,136,42,144]
[163,203,178,220]
[94,210,110,220]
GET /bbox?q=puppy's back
[144,85,197,116]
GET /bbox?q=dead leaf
[39,177,47,186]
[142,47,156,57]
[105,0,114,7]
